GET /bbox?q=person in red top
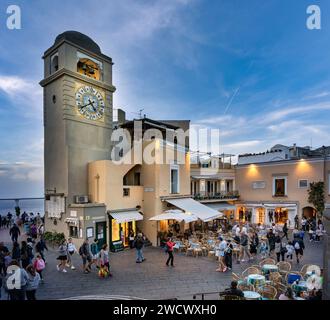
[165,238,175,267]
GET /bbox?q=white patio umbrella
[149,209,199,223]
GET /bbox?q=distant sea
[0,199,44,217]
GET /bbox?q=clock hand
[89,98,97,112]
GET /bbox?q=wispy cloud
[0,75,42,118]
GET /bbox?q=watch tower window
[50,53,59,74]
[77,51,103,81]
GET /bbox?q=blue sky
[0,0,330,197]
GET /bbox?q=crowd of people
[214,216,325,273]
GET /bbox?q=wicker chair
[238,283,255,292]
[242,266,262,278]
[219,294,245,300]
[300,264,312,276]
[277,261,292,276]
[257,285,277,300]
[232,272,242,282]
[259,258,276,268]
[268,271,283,285]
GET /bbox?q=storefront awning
[263,203,297,208]
[165,198,223,222]
[65,218,79,226]
[110,210,143,224]
[204,202,236,211]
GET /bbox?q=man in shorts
[79,239,92,274]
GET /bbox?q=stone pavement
[0,227,324,300]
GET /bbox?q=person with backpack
[56,240,68,273]
[30,223,38,241]
[26,238,34,264]
[293,236,305,264]
[4,260,29,300]
[165,237,175,267]
[36,237,48,263]
[238,231,251,263]
[33,254,45,282]
[25,264,41,300]
[274,238,286,262]
[79,239,92,274]
[90,238,100,270]
[99,243,112,277]
[134,233,145,263]
[66,238,78,270]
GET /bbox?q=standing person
[224,239,233,270]
[99,244,112,277]
[25,264,41,300]
[79,239,92,274]
[0,242,9,276]
[21,241,30,269]
[294,215,299,230]
[216,237,227,272]
[11,242,21,262]
[293,236,305,264]
[249,232,259,258]
[165,237,175,267]
[9,223,20,243]
[268,211,273,223]
[33,254,45,282]
[56,240,68,273]
[134,233,145,263]
[301,217,307,231]
[259,240,268,259]
[282,222,289,240]
[238,231,251,263]
[38,224,45,238]
[35,237,48,263]
[30,223,38,242]
[286,241,295,261]
[66,238,78,270]
[4,260,29,300]
[274,238,286,262]
[267,229,276,257]
[90,238,100,270]
[129,230,135,249]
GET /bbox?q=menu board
[45,196,65,218]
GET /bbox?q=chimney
[117,109,126,125]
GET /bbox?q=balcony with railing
[193,190,240,202]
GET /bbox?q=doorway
[95,221,107,250]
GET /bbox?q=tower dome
[54,31,102,55]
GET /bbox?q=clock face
[75,85,105,121]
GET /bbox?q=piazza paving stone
[0,228,324,300]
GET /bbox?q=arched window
[50,53,59,74]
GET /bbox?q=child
[259,240,268,259]
[286,241,294,261]
[33,254,46,283]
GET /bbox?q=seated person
[220,281,244,298]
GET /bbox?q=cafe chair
[232,272,242,282]
[238,283,255,292]
[259,258,276,268]
[242,266,262,278]
[276,261,292,276]
[300,264,312,277]
[268,271,282,285]
[257,285,277,300]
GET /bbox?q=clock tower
[40,31,115,231]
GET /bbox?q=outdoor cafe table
[247,274,266,288]
[243,291,261,300]
[262,264,279,274]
